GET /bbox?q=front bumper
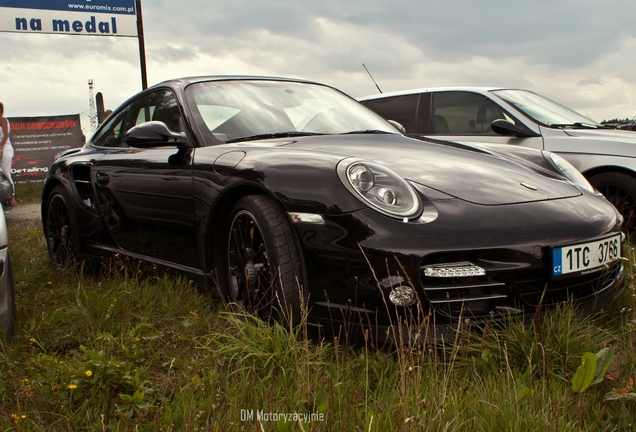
[294,196,625,343]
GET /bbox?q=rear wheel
[44,186,79,268]
[226,195,304,326]
[589,172,636,234]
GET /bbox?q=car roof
[150,75,323,90]
[359,86,526,101]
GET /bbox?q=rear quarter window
[363,94,419,133]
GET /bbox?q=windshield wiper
[549,122,599,129]
[226,131,325,143]
[341,130,393,135]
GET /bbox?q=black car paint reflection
[91,146,198,267]
[42,76,625,344]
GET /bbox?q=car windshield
[492,89,601,128]
[186,80,396,143]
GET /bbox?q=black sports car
[42,76,625,344]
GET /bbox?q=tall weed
[0,221,635,430]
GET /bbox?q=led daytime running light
[424,263,487,278]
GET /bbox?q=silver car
[360,87,636,232]
[0,168,12,211]
[0,206,15,340]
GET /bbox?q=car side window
[91,107,130,148]
[130,90,183,133]
[363,94,419,133]
[91,90,183,148]
[431,92,514,135]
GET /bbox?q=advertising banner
[0,0,137,37]
[8,115,85,182]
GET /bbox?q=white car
[360,87,636,232]
[0,207,15,340]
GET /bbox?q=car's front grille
[419,250,623,319]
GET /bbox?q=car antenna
[363,63,383,94]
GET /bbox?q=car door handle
[96,172,110,186]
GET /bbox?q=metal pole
[136,0,148,90]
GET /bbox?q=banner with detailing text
[0,0,137,37]
[8,115,85,182]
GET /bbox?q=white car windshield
[186,80,397,143]
[493,89,601,128]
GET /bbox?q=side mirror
[125,121,189,148]
[387,119,406,134]
[491,119,538,138]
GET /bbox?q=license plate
[552,234,621,277]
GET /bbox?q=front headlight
[543,151,594,193]
[338,159,421,219]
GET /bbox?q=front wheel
[226,195,305,326]
[44,185,79,269]
[589,172,636,234]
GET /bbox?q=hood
[284,134,582,206]
[544,126,636,157]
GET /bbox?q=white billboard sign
[0,0,138,37]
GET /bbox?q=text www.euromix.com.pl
[67,4,134,13]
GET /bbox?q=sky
[1,0,636,127]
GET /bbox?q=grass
[14,181,44,205]
[1,214,636,430]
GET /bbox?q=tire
[0,254,15,341]
[44,185,79,269]
[226,195,305,326]
[589,172,636,234]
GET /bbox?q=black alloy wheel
[45,186,78,268]
[226,195,304,326]
[590,172,636,234]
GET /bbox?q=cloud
[577,76,605,86]
[2,0,636,122]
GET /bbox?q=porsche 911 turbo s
[41,76,625,343]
